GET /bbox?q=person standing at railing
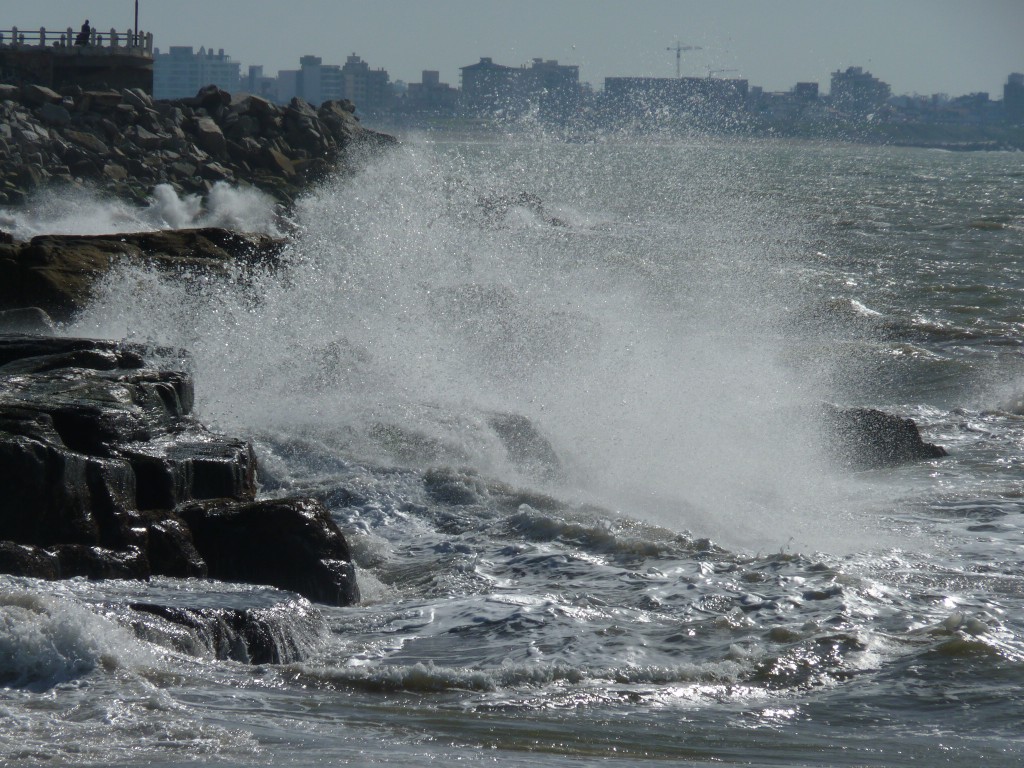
[75,19,91,46]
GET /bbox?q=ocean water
[2,134,1023,766]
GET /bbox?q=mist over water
[65,136,879,553]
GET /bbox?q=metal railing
[0,26,153,53]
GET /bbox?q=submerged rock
[129,599,325,664]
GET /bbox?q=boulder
[178,497,360,607]
[194,116,227,157]
[22,84,62,106]
[37,102,71,127]
[822,404,947,469]
[0,335,359,603]
[0,228,286,320]
[129,599,324,664]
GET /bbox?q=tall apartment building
[405,70,458,112]
[340,54,391,111]
[829,66,890,113]
[1005,73,1024,124]
[459,57,580,119]
[153,45,240,99]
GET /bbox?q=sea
[1,129,1023,766]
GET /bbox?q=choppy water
[2,135,1023,766]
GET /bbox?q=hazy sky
[11,1,1024,96]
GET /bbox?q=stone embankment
[0,82,395,206]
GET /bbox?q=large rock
[178,497,360,607]
[129,599,324,664]
[0,334,359,604]
[822,404,947,469]
[0,228,286,320]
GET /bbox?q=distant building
[522,58,581,120]
[458,56,582,120]
[297,55,343,104]
[1005,73,1024,124]
[153,45,240,99]
[793,82,819,102]
[242,64,277,101]
[405,70,458,112]
[276,69,299,102]
[340,53,391,112]
[829,66,890,114]
[460,57,521,115]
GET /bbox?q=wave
[0,181,285,239]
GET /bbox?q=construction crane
[707,68,738,79]
[667,41,702,78]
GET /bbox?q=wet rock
[822,404,947,469]
[0,227,286,320]
[129,599,324,664]
[0,541,60,579]
[0,334,359,602]
[0,85,396,206]
[51,543,150,580]
[178,497,360,607]
[0,307,55,334]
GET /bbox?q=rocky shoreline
[0,84,947,651]
[1,82,395,206]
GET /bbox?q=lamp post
[134,0,138,40]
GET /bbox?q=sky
[8,1,1024,97]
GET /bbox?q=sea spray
[0,181,284,239]
[70,136,875,552]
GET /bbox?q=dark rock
[0,228,285,320]
[129,599,324,664]
[487,412,562,481]
[37,102,72,127]
[822,404,947,469]
[0,541,60,579]
[178,497,360,607]
[22,84,62,106]
[0,307,55,334]
[194,85,232,113]
[52,543,149,580]
[142,512,207,578]
[0,334,352,599]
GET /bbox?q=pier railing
[0,26,153,54]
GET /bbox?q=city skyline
[10,0,1024,97]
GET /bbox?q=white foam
[0,588,157,689]
[1,181,283,239]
